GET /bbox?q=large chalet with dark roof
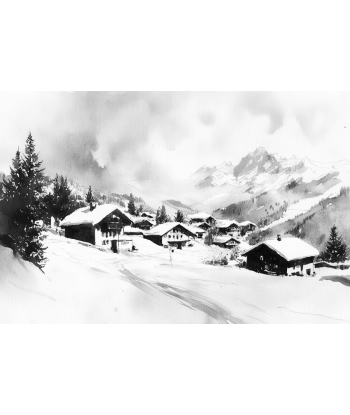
[242,236,319,276]
[143,222,197,249]
[60,204,133,246]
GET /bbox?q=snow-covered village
[6,7,350,415]
[2,92,350,324]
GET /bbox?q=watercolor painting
[1,91,350,323]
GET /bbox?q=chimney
[277,234,282,241]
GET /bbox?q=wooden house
[242,236,319,276]
[123,226,144,236]
[188,212,216,226]
[60,204,133,246]
[143,222,197,249]
[216,220,240,235]
[212,236,240,248]
[133,218,154,230]
[187,225,206,239]
[238,221,257,233]
[141,212,154,219]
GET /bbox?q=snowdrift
[0,234,211,323]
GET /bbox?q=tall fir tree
[43,174,73,224]
[85,185,95,211]
[204,225,218,246]
[57,176,72,218]
[1,148,25,214]
[1,134,47,270]
[155,207,161,225]
[137,204,143,216]
[156,204,169,225]
[322,225,348,263]
[128,193,136,216]
[175,209,185,223]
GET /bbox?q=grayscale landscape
[1,91,350,323]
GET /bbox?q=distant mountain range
[192,147,350,194]
[187,147,350,252]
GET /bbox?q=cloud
[240,91,284,134]
[0,91,350,198]
[48,132,107,187]
[199,112,216,126]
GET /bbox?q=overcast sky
[0,91,349,191]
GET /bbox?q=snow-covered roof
[239,221,257,227]
[213,236,240,244]
[188,212,215,221]
[141,212,155,217]
[186,225,206,234]
[144,222,197,237]
[134,218,153,225]
[193,221,210,228]
[216,219,239,228]
[242,237,319,262]
[60,204,133,227]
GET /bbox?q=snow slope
[121,238,350,323]
[0,234,211,323]
[262,182,345,230]
[2,232,350,323]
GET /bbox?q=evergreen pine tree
[58,176,72,219]
[44,174,73,224]
[204,225,218,246]
[156,204,168,224]
[137,204,143,216]
[175,209,185,223]
[155,207,161,225]
[1,134,47,270]
[85,185,95,211]
[128,193,136,216]
[322,225,348,263]
[1,148,25,217]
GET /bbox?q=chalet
[242,236,319,276]
[143,222,197,249]
[60,204,133,246]
[188,212,216,226]
[216,220,240,235]
[141,212,155,219]
[213,236,240,249]
[239,221,257,233]
[186,225,206,239]
[123,226,144,236]
[133,218,154,230]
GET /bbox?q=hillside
[0,233,210,323]
[162,199,196,214]
[2,230,350,323]
[252,187,350,253]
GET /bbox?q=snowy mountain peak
[191,147,350,208]
[249,147,268,157]
[233,147,280,178]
